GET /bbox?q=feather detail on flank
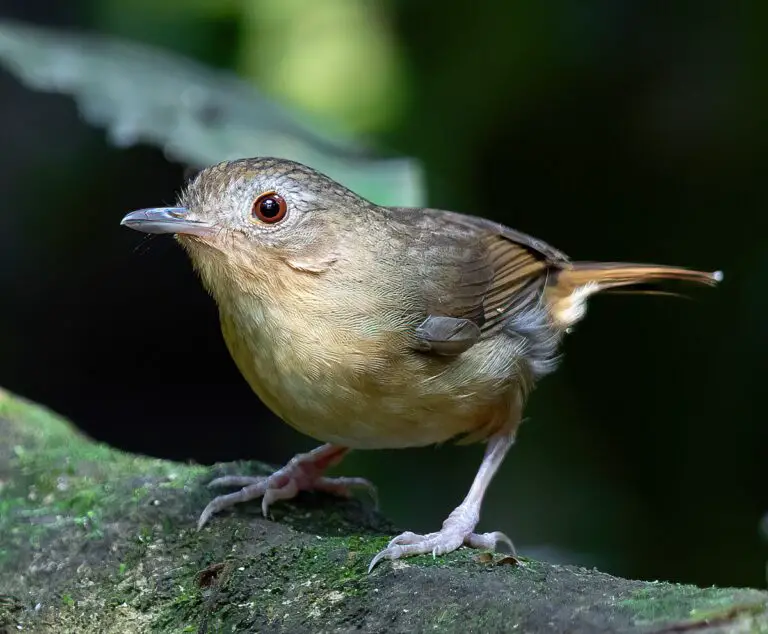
[546,261,723,329]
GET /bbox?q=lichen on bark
[1,388,766,633]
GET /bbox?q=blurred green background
[0,1,765,590]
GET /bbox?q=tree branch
[1,389,766,633]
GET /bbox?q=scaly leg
[197,444,376,530]
[368,430,516,572]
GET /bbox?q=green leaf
[0,19,424,207]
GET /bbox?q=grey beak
[120,207,213,237]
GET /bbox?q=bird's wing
[387,208,570,354]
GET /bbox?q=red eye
[251,192,287,224]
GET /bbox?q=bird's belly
[285,388,506,450]
[221,313,517,449]
[264,377,512,450]
[239,356,505,449]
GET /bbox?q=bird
[120,157,722,572]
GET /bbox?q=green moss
[0,391,208,550]
[0,389,81,442]
[148,530,531,632]
[142,533,388,631]
[0,594,24,629]
[618,584,768,625]
[2,388,768,633]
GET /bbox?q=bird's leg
[197,443,376,529]
[368,429,516,572]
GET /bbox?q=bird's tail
[545,261,722,328]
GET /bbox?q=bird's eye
[251,192,287,224]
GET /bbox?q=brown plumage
[120,157,721,571]
[546,261,721,327]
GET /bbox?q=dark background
[1,1,765,589]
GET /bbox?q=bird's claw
[197,468,376,530]
[368,525,515,573]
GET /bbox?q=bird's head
[121,157,373,295]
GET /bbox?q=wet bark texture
[1,388,766,633]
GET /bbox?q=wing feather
[386,207,570,349]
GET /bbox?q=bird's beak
[120,207,214,237]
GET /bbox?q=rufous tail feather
[546,261,722,328]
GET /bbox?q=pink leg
[197,444,376,530]
[368,430,516,572]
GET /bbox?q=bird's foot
[368,506,515,573]
[197,445,376,530]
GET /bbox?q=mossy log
[1,389,766,633]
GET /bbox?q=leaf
[0,19,424,207]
